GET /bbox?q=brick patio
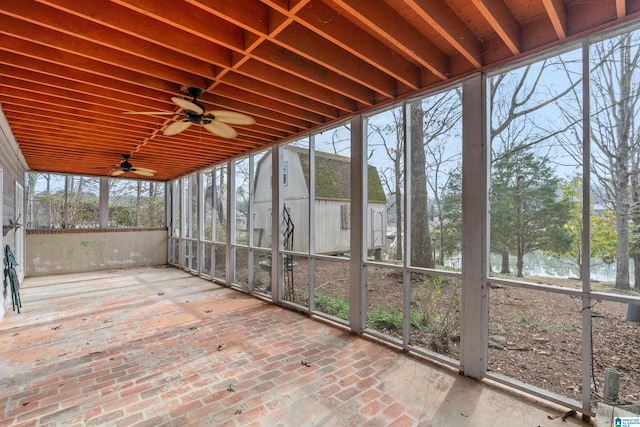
[0,267,588,426]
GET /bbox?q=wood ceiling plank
[0,71,171,114]
[6,116,149,141]
[404,0,483,68]
[330,0,449,81]
[111,0,245,51]
[3,105,156,139]
[185,0,269,34]
[0,3,217,80]
[17,132,244,159]
[564,1,618,35]
[262,24,398,99]
[541,0,567,39]
[219,72,340,119]
[272,0,421,90]
[0,66,298,136]
[0,47,297,137]
[7,115,148,139]
[0,19,202,88]
[0,64,171,113]
[185,0,375,107]
[0,34,190,95]
[250,42,375,106]
[470,0,520,54]
[0,52,182,112]
[0,96,161,133]
[235,59,356,112]
[202,86,323,126]
[10,129,135,152]
[110,0,348,127]
[37,0,233,67]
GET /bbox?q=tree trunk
[409,101,434,268]
[516,239,524,278]
[500,246,510,274]
[615,181,630,290]
[439,213,445,266]
[395,151,403,260]
[612,37,633,291]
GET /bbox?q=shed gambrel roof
[288,145,386,203]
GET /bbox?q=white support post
[197,171,205,276]
[309,135,317,308]
[460,74,489,379]
[248,156,255,289]
[180,176,186,269]
[99,177,109,228]
[271,145,283,303]
[227,161,236,285]
[401,101,411,347]
[350,115,366,333]
[581,40,593,417]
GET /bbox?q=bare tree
[368,108,404,260]
[410,101,434,268]
[590,32,640,290]
[490,57,582,273]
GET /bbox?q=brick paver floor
[0,266,590,426]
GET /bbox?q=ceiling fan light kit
[111,154,156,177]
[125,87,255,138]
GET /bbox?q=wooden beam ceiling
[0,0,638,181]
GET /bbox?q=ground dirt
[257,259,640,411]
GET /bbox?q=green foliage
[411,275,461,353]
[550,175,616,277]
[109,205,136,227]
[314,296,349,320]
[366,307,403,331]
[35,190,99,229]
[490,148,572,276]
[441,169,462,258]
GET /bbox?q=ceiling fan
[111,154,156,177]
[124,87,255,138]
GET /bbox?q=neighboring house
[253,146,387,254]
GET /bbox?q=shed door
[370,208,384,247]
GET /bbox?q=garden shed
[253,145,387,255]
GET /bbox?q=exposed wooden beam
[219,72,340,118]
[404,0,483,68]
[250,42,376,106]
[330,0,450,81]
[273,22,397,98]
[471,0,520,54]
[267,0,421,90]
[37,0,232,67]
[541,0,567,39]
[617,0,627,18]
[235,59,357,112]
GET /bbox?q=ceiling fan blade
[133,169,155,177]
[171,97,204,114]
[123,111,179,115]
[207,110,255,125]
[164,120,192,136]
[111,170,125,176]
[203,120,238,138]
[134,167,157,174]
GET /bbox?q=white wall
[1,105,28,320]
[26,229,168,276]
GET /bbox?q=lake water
[489,250,633,284]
